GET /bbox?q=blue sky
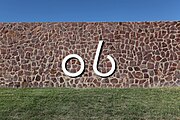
[0,0,180,22]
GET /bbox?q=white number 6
[93,40,116,77]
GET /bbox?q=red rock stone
[18,70,23,76]
[147,62,154,69]
[50,69,57,74]
[25,52,31,59]
[110,78,118,84]
[134,66,140,71]
[12,51,18,56]
[156,56,162,61]
[144,53,152,61]
[133,72,143,79]
[1,49,6,54]
[120,57,125,63]
[60,77,64,83]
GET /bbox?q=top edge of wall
[0,21,180,24]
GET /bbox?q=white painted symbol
[93,40,116,77]
[62,54,85,77]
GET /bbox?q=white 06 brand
[62,40,116,77]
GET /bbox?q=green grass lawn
[0,88,180,120]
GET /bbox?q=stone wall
[0,22,180,88]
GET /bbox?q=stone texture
[0,22,180,88]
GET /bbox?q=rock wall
[0,22,180,88]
